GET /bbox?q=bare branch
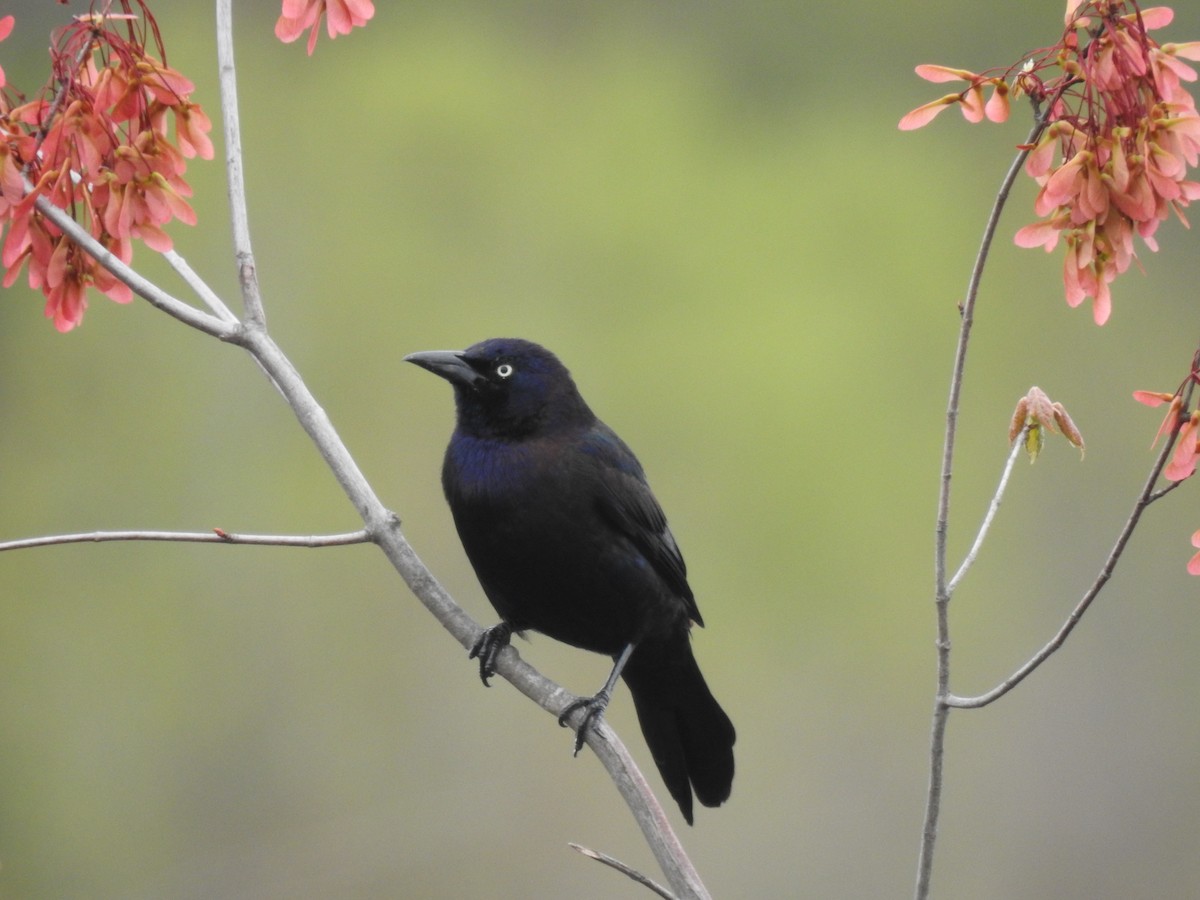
[0,529,370,553]
[569,843,677,899]
[947,429,1027,594]
[215,0,266,328]
[933,116,1049,601]
[921,316,1198,898]
[575,723,710,900]
[162,249,241,323]
[948,384,1185,709]
[917,111,1051,900]
[1147,477,1187,503]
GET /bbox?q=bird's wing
[582,424,703,626]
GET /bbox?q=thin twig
[1147,477,1187,503]
[30,191,238,340]
[948,374,1191,708]
[215,0,266,328]
[576,721,710,900]
[917,112,1051,900]
[0,529,371,552]
[162,249,240,323]
[569,843,677,900]
[932,117,1050,600]
[947,429,1027,594]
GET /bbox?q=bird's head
[405,338,594,439]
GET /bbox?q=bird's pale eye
[496,363,514,379]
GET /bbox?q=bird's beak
[404,349,480,388]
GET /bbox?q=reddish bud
[1010,386,1085,462]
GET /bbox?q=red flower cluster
[901,2,1200,326]
[0,6,212,331]
[275,0,375,56]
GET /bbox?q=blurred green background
[3,2,1200,897]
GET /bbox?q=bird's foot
[557,688,613,757]
[468,622,513,687]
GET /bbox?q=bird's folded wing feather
[583,425,704,626]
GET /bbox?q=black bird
[405,338,735,824]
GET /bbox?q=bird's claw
[558,689,612,757]
[469,622,513,686]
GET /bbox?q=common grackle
[405,338,735,824]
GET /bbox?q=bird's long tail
[621,636,735,825]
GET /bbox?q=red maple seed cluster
[0,1,374,333]
[901,1,1200,326]
[276,0,375,56]
[0,4,212,331]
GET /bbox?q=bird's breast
[444,435,547,501]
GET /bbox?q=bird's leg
[469,621,514,686]
[557,641,636,756]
